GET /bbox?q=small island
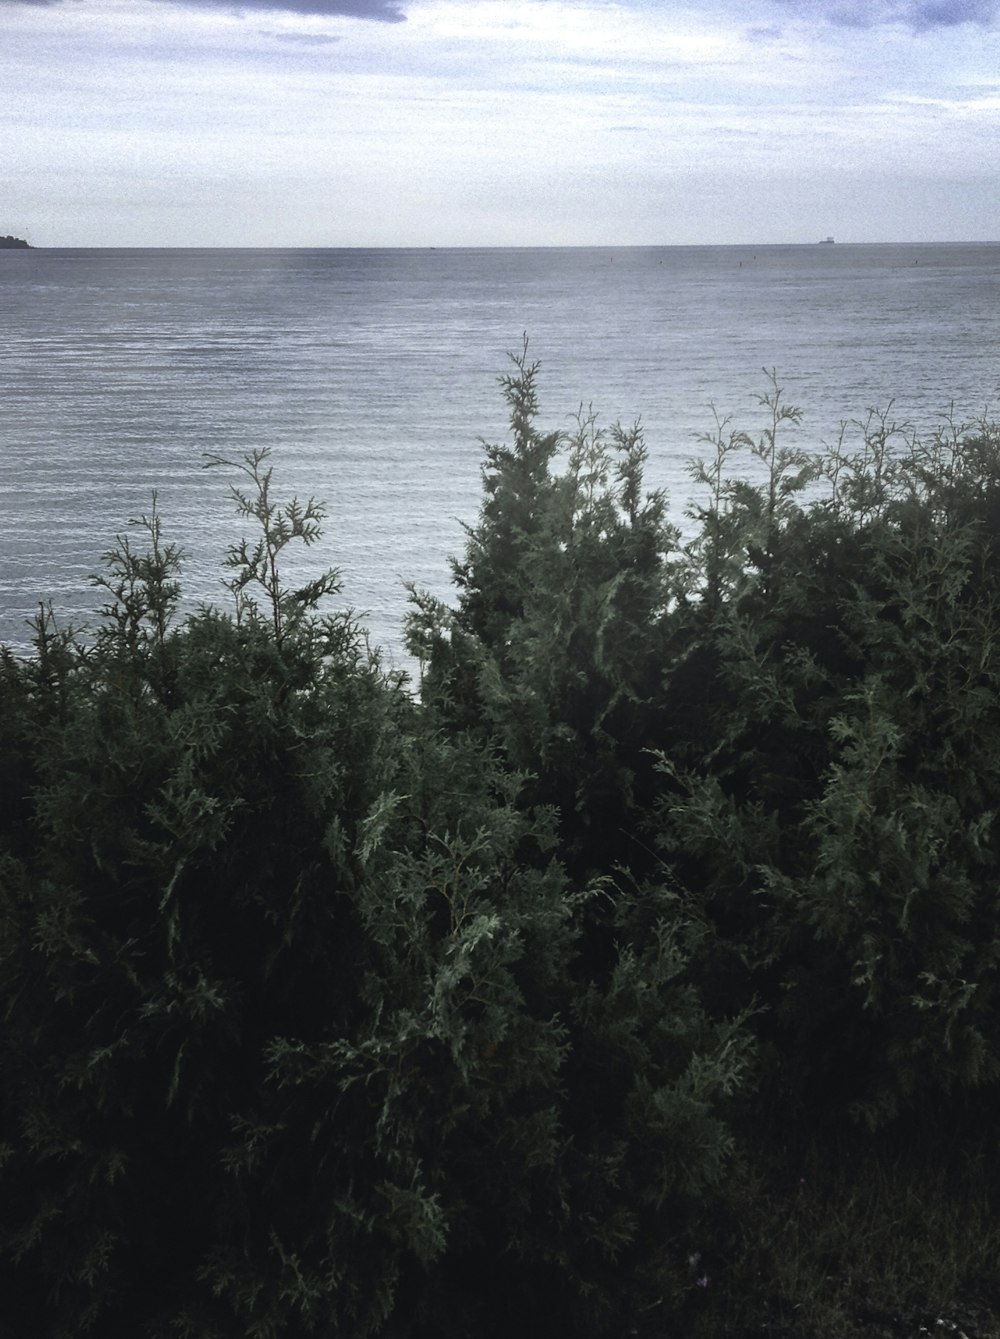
[0,235,31,249]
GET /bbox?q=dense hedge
[2,352,1000,1335]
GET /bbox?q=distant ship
[0,235,30,249]
[819,236,835,244]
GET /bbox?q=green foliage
[410,351,1000,1326]
[0,443,747,1336]
[205,447,342,646]
[409,339,681,880]
[0,468,401,1335]
[657,400,1000,1129]
[5,353,1000,1335]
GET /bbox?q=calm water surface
[2,245,998,663]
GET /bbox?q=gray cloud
[189,0,407,17]
[784,0,999,28]
[1,0,407,16]
[269,29,342,41]
[905,0,1000,23]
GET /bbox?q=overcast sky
[2,0,998,246]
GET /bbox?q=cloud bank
[1,0,407,16]
[784,0,999,29]
[5,0,998,26]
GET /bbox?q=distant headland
[0,235,31,249]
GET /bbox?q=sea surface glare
[2,244,998,665]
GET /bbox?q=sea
[2,244,998,668]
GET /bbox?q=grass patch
[686,1116,1000,1338]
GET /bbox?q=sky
[2,0,999,246]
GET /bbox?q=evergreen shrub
[5,350,1000,1335]
[0,443,746,1337]
[410,350,1000,1328]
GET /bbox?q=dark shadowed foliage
[0,442,746,1338]
[4,355,1000,1336]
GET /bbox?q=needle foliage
[3,352,1000,1336]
